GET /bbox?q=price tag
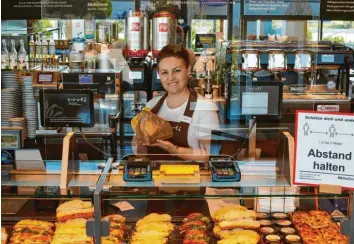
[111,201,135,211]
[294,111,354,189]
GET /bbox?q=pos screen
[237,81,283,120]
[40,89,94,127]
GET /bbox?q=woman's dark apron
[145,90,210,216]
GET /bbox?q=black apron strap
[151,93,168,114]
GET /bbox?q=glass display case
[2,155,354,243]
[1,0,354,243]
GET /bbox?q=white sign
[317,105,340,112]
[294,111,354,189]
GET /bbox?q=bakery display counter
[1,158,353,243]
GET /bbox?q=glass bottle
[35,34,42,64]
[1,39,9,69]
[42,36,48,59]
[9,39,18,70]
[49,35,55,58]
[18,39,27,70]
[29,34,35,62]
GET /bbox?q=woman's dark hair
[157,44,190,68]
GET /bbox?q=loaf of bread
[1,227,7,244]
[131,107,173,145]
[56,200,94,222]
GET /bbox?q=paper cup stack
[22,76,38,139]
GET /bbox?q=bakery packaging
[131,107,173,145]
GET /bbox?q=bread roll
[136,222,174,233]
[136,213,172,227]
[103,215,126,223]
[213,206,255,223]
[219,219,260,230]
[14,219,54,229]
[217,230,259,244]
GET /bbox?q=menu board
[321,0,354,20]
[2,0,112,19]
[294,111,354,189]
[2,0,41,19]
[244,0,320,17]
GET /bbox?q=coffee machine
[150,11,177,95]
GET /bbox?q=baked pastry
[133,214,173,244]
[217,230,259,244]
[13,219,54,229]
[10,220,55,244]
[213,206,255,223]
[101,238,123,244]
[1,227,8,244]
[183,213,210,225]
[292,210,348,244]
[131,107,173,145]
[131,239,167,244]
[52,218,93,244]
[56,200,94,222]
[102,214,126,243]
[136,222,174,233]
[103,214,126,224]
[218,219,260,230]
[136,213,172,227]
[180,220,208,233]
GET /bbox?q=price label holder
[123,158,152,182]
[209,159,241,182]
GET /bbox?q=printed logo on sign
[131,22,140,31]
[159,23,168,32]
[317,105,340,112]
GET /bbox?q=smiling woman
[133,44,219,162]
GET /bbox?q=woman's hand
[149,139,177,154]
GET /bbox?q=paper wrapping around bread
[131,107,173,145]
[56,200,94,222]
[1,227,7,244]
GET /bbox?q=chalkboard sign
[321,0,354,20]
[2,0,112,20]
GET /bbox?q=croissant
[131,107,173,145]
